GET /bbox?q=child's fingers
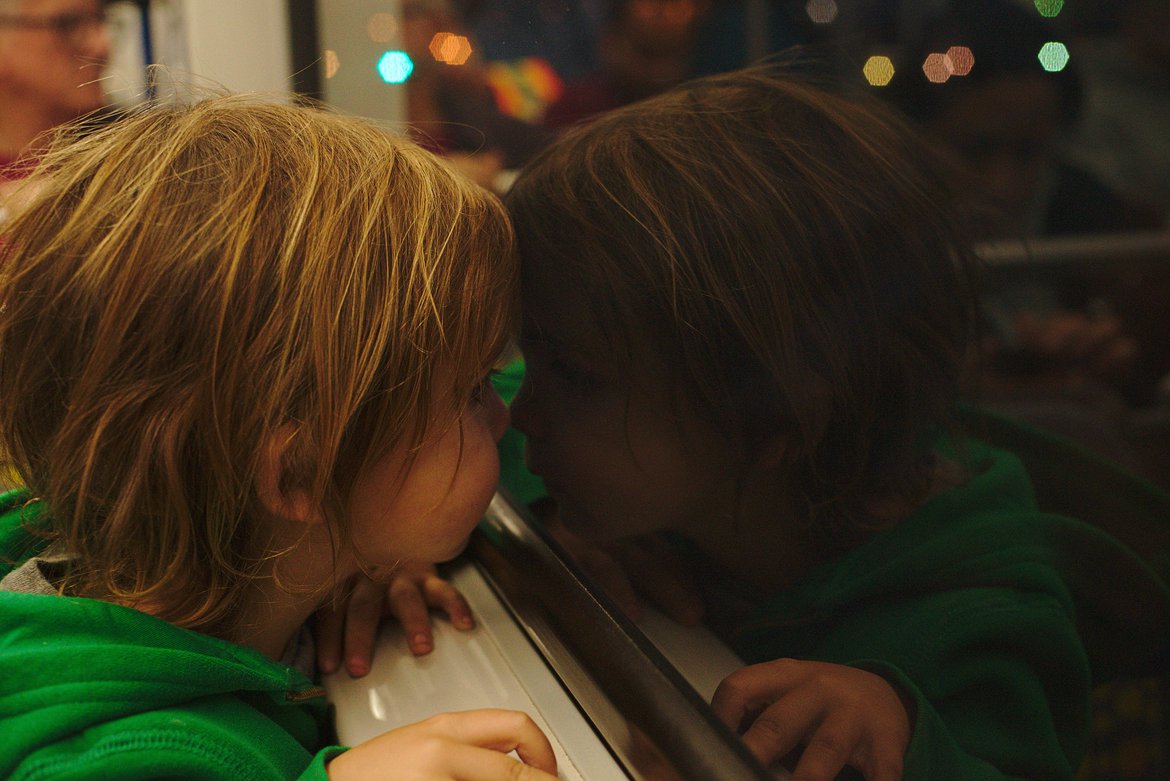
[447,748,561,781]
[788,715,860,781]
[314,605,344,675]
[860,739,906,781]
[547,516,644,621]
[615,535,704,626]
[576,545,644,622]
[333,709,558,781]
[710,658,801,730]
[388,576,435,656]
[421,573,476,631]
[427,709,558,775]
[737,696,820,768]
[342,578,386,677]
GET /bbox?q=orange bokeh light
[429,32,473,65]
[946,46,974,76]
[922,52,953,83]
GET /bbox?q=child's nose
[81,17,112,63]
[507,378,538,438]
[483,386,510,443]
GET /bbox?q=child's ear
[257,424,326,525]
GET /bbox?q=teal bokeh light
[1037,41,1070,72]
[376,51,413,84]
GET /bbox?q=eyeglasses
[0,11,107,49]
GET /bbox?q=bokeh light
[366,13,398,43]
[805,0,838,25]
[862,55,895,87]
[922,52,952,83]
[1037,41,1070,72]
[322,49,340,79]
[1034,0,1064,18]
[429,32,473,65]
[945,46,974,76]
[376,50,413,84]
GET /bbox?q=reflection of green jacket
[0,491,344,780]
[493,358,1170,779]
[723,438,1170,779]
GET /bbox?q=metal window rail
[472,492,775,781]
[975,231,1170,269]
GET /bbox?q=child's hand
[316,563,475,678]
[326,708,558,781]
[711,659,911,781]
[547,516,704,626]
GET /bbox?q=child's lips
[523,455,565,496]
[531,471,565,498]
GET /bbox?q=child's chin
[436,533,473,563]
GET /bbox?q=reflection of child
[503,66,1170,780]
[0,97,556,780]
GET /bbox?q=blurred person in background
[543,0,712,131]
[0,0,109,190]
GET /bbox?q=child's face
[346,375,510,566]
[513,264,742,544]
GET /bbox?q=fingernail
[455,615,474,629]
[411,634,432,653]
[347,658,369,678]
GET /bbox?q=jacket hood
[737,440,1170,679]
[0,589,324,771]
[0,490,326,778]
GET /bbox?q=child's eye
[470,370,502,404]
[519,340,603,398]
[547,356,601,396]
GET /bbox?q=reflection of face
[0,0,109,134]
[512,262,741,544]
[926,75,1059,223]
[346,378,510,567]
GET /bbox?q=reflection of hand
[316,562,475,677]
[546,516,704,626]
[1011,310,1136,378]
[984,308,1138,387]
[711,659,911,781]
[326,708,559,781]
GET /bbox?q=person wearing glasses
[0,0,109,184]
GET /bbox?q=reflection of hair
[508,65,975,550]
[0,96,516,637]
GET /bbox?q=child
[0,96,558,781]
[501,65,1170,781]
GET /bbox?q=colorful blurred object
[486,56,564,122]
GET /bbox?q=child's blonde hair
[0,95,517,636]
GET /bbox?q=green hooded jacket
[0,491,346,781]
[718,437,1170,780]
